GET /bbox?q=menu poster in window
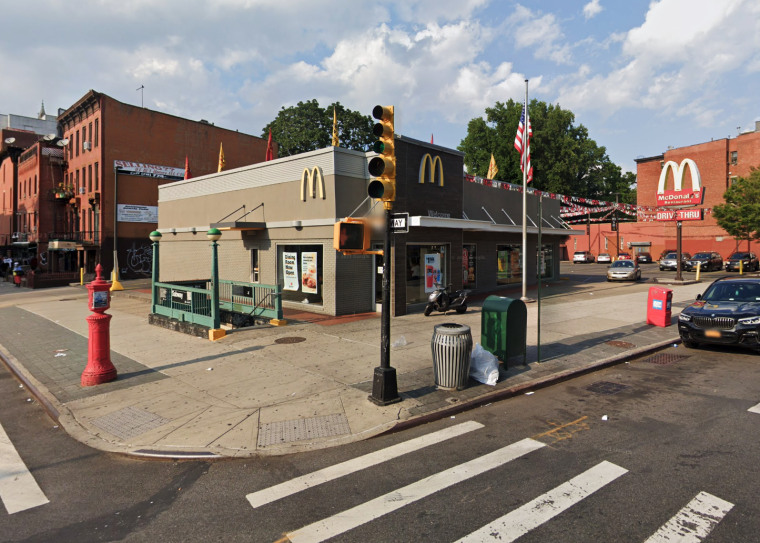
[301,252,318,294]
[283,252,299,291]
[424,253,440,293]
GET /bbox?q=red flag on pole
[265,129,274,161]
[184,155,191,180]
[430,134,434,144]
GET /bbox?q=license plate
[705,330,722,338]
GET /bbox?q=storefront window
[463,244,476,288]
[497,244,521,285]
[539,244,553,279]
[277,244,323,305]
[407,244,448,304]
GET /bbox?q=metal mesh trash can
[431,323,473,390]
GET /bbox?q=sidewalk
[0,274,705,459]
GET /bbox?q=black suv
[725,252,759,272]
[678,277,760,351]
[687,252,723,272]
[637,252,653,263]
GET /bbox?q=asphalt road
[2,339,759,542]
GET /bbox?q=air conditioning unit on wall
[82,141,91,150]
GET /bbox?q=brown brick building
[56,90,274,278]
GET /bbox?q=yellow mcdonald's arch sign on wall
[419,153,444,186]
[300,167,326,201]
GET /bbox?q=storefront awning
[210,221,266,231]
[409,216,581,237]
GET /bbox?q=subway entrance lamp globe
[367,105,395,210]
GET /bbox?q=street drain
[274,336,306,344]
[606,340,636,349]
[586,381,630,395]
[642,353,690,365]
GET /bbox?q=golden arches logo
[419,154,444,186]
[300,167,325,201]
[657,159,701,193]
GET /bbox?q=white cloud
[583,0,603,20]
[508,5,572,64]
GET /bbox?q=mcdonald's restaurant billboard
[656,159,704,207]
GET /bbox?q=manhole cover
[642,353,690,365]
[586,381,630,395]
[274,336,306,344]
[606,340,636,349]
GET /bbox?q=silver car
[607,260,641,281]
[659,252,691,271]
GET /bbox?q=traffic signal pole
[370,206,400,405]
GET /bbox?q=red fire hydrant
[81,264,117,386]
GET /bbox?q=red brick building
[567,122,760,260]
[53,90,274,278]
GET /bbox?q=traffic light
[333,218,370,253]
[367,105,395,209]
[611,215,618,231]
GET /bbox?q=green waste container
[481,296,527,367]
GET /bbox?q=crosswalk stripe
[643,491,734,543]
[748,402,760,414]
[0,421,49,514]
[285,437,545,543]
[456,460,628,542]
[247,420,484,509]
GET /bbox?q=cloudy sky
[1,0,758,172]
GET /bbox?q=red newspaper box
[647,286,673,327]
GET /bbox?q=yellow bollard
[696,261,701,281]
[80,268,84,285]
[740,260,744,275]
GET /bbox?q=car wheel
[681,338,699,349]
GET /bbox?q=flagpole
[521,79,529,302]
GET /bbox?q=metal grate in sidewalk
[642,353,690,365]
[258,413,351,447]
[91,406,171,440]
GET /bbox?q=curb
[384,336,681,436]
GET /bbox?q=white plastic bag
[469,343,499,386]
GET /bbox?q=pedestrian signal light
[368,105,395,209]
[333,218,370,253]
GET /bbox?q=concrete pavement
[0,270,708,459]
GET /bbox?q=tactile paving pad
[257,413,351,447]
[91,406,171,440]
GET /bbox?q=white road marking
[456,460,628,542]
[643,491,734,543]
[0,421,49,514]
[748,402,760,414]
[247,421,484,508]
[286,437,545,543]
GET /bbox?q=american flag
[514,102,533,182]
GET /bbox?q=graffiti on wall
[126,242,152,275]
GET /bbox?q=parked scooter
[424,283,470,316]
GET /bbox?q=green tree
[458,99,636,204]
[262,100,374,157]
[713,168,760,247]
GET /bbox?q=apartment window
[76,130,79,156]
[75,170,80,191]
[82,125,87,148]
[730,151,738,165]
[88,122,93,149]
[34,175,37,194]
[94,162,99,190]
[94,119,99,147]
[88,165,92,192]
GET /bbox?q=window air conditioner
[79,187,86,194]
[83,141,91,151]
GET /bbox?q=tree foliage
[713,168,760,243]
[262,100,374,157]
[458,99,636,204]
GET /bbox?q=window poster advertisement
[283,252,299,291]
[424,253,441,293]
[301,252,318,294]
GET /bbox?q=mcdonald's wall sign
[418,153,444,186]
[300,166,325,201]
[656,159,704,207]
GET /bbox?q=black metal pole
[676,220,683,281]
[369,207,400,405]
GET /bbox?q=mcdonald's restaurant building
[157,137,574,317]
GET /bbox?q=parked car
[617,252,632,260]
[659,249,677,261]
[687,252,723,272]
[573,251,595,263]
[678,276,760,352]
[597,253,612,264]
[606,260,641,282]
[725,252,759,272]
[659,252,692,271]
[637,252,653,263]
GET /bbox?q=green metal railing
[151,279,282,326]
